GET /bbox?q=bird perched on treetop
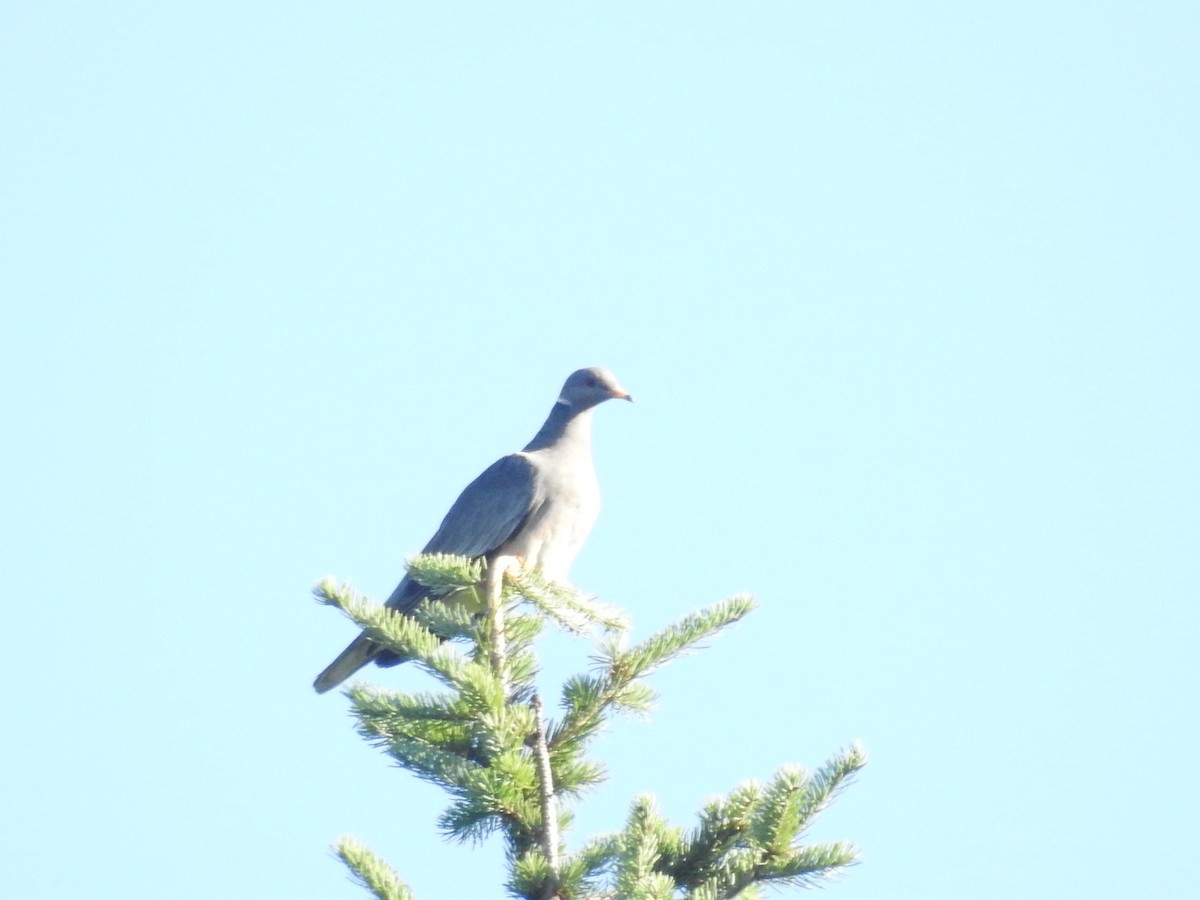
[313,366,633,694]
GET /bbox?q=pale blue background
[3,3,1197,898]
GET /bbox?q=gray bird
[313,367,633,694]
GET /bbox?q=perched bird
[313,366,633,694]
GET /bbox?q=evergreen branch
[438,746,544,846]
[405,553,486,597]
[384,736,486,793]
[359,684,536,764]
[693,840,859,896]
[313,580,442,662]
[318,579,511,699]
[609,594,756,683]
[334,837,415,900]
[509,839,615,900]
[749,768,808,855]
[663,783,763,888]
[684,886,731,900]
[313,577,370,612]
[504,648,541,703]
[613,797,678,900]
[549,596,753,753]
[438,795,510,844]
[508,850,554,900]
[411,595,479,642]
[346,686,500,764]
[794,743,868,836]
[366,738,539,849]
[659,748,867,897]
[508,569,630,635]
[489,611,545,650]
[348,686,471,730]
[748,841,860,888]
[547,674,628,754]
[573,833,620,880]
[351,692,465,741]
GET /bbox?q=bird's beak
[612,388,634,402]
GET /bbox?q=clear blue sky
[3,3,1197,898]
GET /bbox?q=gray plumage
[313,367,632,694]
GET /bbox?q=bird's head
[557,367,634,410]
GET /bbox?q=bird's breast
[503,453,600,582]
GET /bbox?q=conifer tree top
[315,556,865,900]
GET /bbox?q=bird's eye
[586,377,599,388]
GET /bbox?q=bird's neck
[523,399,594,454]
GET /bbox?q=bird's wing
[384,453,539,613]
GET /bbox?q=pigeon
[313,366,632,693]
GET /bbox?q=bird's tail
[312,633,381,694]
